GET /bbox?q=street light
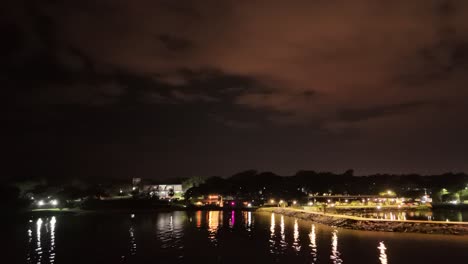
[37,200,44,207]
[50,200,58,206]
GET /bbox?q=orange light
[196,211,202,227]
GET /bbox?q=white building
[143,184,183,199]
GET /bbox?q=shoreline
[258,207,468,235]
[22,206,258,216]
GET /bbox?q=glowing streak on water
[269,213,275,253]
[293,219,301,252]
[36,218,43,263]
[270,213,275,234]
[49,217,56,263]
[129,217,136,256]
[330,230,343,264]
[229,210,235,228]
[26,225,32,263]
[309,224,317,262]
[208,211,212,227]
[378,241,388,264]
[280,215,286,250]
[196,211,202,228]
[208,211,220,244]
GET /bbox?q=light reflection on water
[244,211,252,231]
[280,215,286,250]
[156,213,184,250]
[49,217,56,263]
[129,224,136,255]
[270,213,276,253]
[196,211,202,228]
[20,211,468,263]
[378,241,388,264]
[293,219,301,252]
[208,211,220,244]
[26,217,57,264]
[229,210,235,228]
[330,230,343,264]
[309,224,317,262]
[26,225,32,262]
[36,218,42,263]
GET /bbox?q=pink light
[230,210,235,226]
[231,202,235,206]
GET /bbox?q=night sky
[3,1,468,180]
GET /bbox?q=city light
[293,200,297,205]
[279,200,284,204]
[247,203,252,208]
[50,200,58,206]
[37,200,44,206]
[308,202,313,206]
[270,199,275,204]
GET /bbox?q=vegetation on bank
[2,169,468,211]
[183,170,468,204]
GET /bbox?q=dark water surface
[7,211,468,264]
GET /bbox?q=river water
[7,211,468,263]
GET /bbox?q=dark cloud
[3,0,468,178]
[339,101,430,123]
[158,34,193,52]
